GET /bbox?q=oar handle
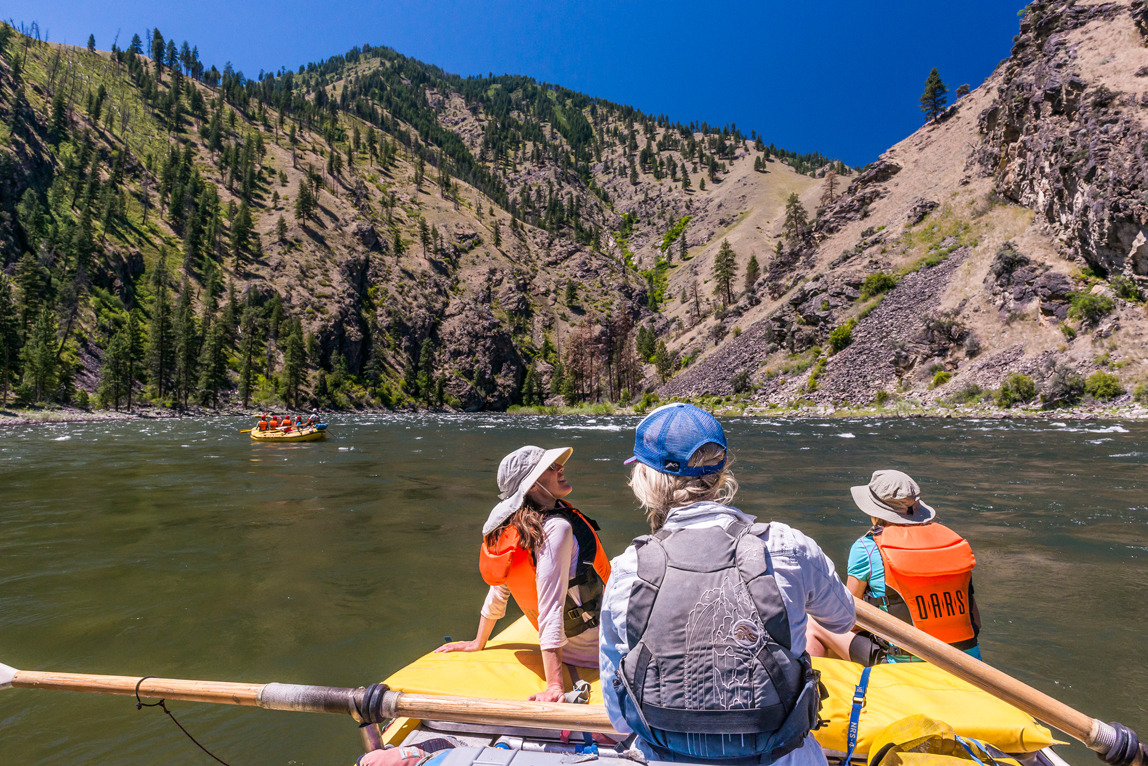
[853,598,1145,766]
[3,668,622,735]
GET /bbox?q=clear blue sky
[7,0,1024,166]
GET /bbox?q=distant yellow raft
[250,426,326,442]
[382,617,1056,757]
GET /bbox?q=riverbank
[5,396,1148,428]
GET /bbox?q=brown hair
[628,443,738,532]
[484,498,548,552]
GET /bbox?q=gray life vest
[617,521,823,764]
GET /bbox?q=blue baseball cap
[624,403,727,477]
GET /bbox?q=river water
[0,415,1144,765]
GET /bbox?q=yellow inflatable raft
[380,617,1056,760]
[250,426,326,442]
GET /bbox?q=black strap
[630,644,653,703]
[551,507,599,575]
[639,701,789,734]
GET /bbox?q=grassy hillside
[0,22,846,414]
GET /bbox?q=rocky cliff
[656,0,1148,412]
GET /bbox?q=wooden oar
[853,597,1146,766]
[0,663,621,735]
[240,429,253,433]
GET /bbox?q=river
[0,414,1144,765]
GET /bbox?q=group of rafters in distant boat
[247,411,328,442]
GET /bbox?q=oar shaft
[12,671,264,706]
[853,598,1115,752]
[396,692,617,734]
[8,670,621,734]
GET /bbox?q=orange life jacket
[258,420,268,431]
[872,523,977,646]
[479,504,611,638]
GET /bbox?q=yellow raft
[250,426,326,442]
[380,617,1057,760]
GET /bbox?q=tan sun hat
[482,445,573,535]
[850,470,936,525]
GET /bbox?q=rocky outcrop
[438,299,524,411]
[984,242,1074,320]
[977,0,1148,282]
[810,250,971,403]
[812,158,901,240]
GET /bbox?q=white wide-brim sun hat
[850,469,936,525]
[482,445,573,536]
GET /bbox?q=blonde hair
[628,443,738,531]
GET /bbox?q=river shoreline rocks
[4,401,1146,428]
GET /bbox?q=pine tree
[49,92,68,143]
[678,231,688,261]
[783,193,808,244]
[0,276,20,405]
[237,305,261,407]
[276,215,288,243]
[151,29,165,80]
[744,254,761,295]
[126,309,143,411]
[492,220,501,247]
[653,340,676,383]
[416,337,436,402]
[98,327,130,410]
[22,308,58,402]
[294,179,313,222]
[197,319,228,409]
[712,239,737,306]
[146,252,175,400]
[681,164,691,191]
[87,34,96,54]
[636,325,656,361]
[820,170,838,209]
[173,280,199,408]
[920,68,948,123]
[282,320,305,407]
[230,201,252,264]
[565,280,578,306]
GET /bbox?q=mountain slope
[0,25,841,412]
[659,0,1148,412]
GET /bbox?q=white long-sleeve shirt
[481,515,599,667]
[599,501,856,765]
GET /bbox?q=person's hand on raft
[528,684,566,703]
[434,639,483,653]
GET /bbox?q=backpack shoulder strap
[627,535,667,648]
[734,522,793,651]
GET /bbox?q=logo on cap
[664,460,680,472]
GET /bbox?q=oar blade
[0,663,17,689]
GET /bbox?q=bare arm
[434,613,497,653]
[846,575,867,598]
[528,647,566,702]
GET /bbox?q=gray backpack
[617,521,823,763]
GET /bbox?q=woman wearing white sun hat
[435,445,611,703]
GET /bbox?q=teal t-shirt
[847,535,886,601]
[846,533,982,662]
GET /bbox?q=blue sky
[7,1,1023,166]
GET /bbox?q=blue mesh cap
[624,403,727,476]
